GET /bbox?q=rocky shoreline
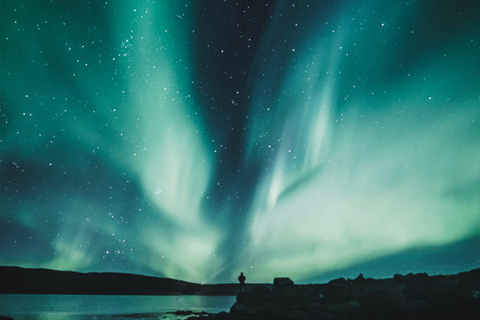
[192,268,479,320]
[1,267,478,319]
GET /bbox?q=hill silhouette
[0,266,264,295]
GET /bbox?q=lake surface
[0,294,236,320]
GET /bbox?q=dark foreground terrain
[198,268,480,320]
[1,267,479,319]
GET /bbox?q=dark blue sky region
[1,0,479,283]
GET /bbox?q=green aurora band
[1,0,479,283]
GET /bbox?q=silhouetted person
[238,272,246,292]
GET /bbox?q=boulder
[323,283,349,304]
[230,303,257,316]
[224,269,480,320]
[358,279,405,318]
[273,277,294,289]
[353,273,366,283]
[456,268,480,298]
[404,272,430,291]
[236,285,271,307]
[269,282,299,304]
[323,278,349,304]
[327,277,347,286]
[393,273,405,284]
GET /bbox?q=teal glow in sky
[1,0,479,284]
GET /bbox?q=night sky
[1,0,479,284]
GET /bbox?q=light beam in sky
[1,0,479,283]
[235,0,480,282]
[104,1,222,281]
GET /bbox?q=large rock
[456,268,480,298]
[230,303,257,316]
[358,279,405,319]
[273,277,294,289]
[323,277,349,304]
[236,285,271,307]
[269,282,299,305]
[403,272,430,301]
[225,269,480,320]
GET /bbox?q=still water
[0,294,236,320]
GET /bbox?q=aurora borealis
[1,0,479,284]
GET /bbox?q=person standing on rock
[238,272,246,292]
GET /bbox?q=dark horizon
[3,234,479,286]
[2,263,479,292]
[2,265,479,319]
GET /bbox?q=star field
[1,0,479,283]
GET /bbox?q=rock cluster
[228,268,479,320]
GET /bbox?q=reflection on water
[8,314,174,320]
[0,295,236,320]
[14,313,180,320]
